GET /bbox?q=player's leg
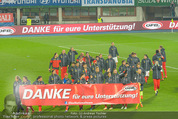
[121,104,124,109]
[39,106,42,112]
[163,62,167,78]
[104,105,107,110]
[124,104,127,109]
[153,79,158,95]
[160,66,164,81]
[61,67,63,79]
[65,105,69,112]
[55,69,59,75]
[79,105,83,110]
[157,79,160,93]
[140,84,144,99]
[109,105,113,110]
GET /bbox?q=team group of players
[13,42,167,113]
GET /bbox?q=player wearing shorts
[109,42,119,66]
[59,50,69,79]
[141,54,152,83]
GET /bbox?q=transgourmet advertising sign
[0,21,177,36]
[19,83,140,106]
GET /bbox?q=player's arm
[49,59,53,71]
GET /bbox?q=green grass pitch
[0,32,178,112]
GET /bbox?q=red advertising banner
[19,83,140,106]
[0,21,178,36]
[0,13,14,23]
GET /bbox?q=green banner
[136,0,178,6]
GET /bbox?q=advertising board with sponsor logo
[0,21,177,36]
[19,83,140,106]
[0,0,81,7]
[136,0,178,6]
[0,13,14,26]
[81,0,135,6]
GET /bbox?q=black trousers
[15,97,24,112]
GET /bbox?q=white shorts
[160,66,163,72]
[145,71,150,76]
[113,57,118,63]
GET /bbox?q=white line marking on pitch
[65,44,108,47]
[58,45,178,70]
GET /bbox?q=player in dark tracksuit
[83,52,94,68]
[104,68,111,80]
[104,54,116,74]
[125,63,132,82]
[68,47,78,66]
[82,63,91,82]
[77,52,84,62]
[132,63,145,83]
[73,62,83,83]
[135,69,145,99]
[152,50,164,80]
[59,50,69,80]
[119,60,126,74]
[48,70,62,84]
[160,45,167,78]
[88,75,96,84]
[88,75,96,110]
[104,72,113,110]
[104,69,125,110]
[13,76,24,113]
[152,61,162,96]
[135,69,144,109]
[112,69,124,84]
[74,73,86,84]
[96,56,103,72]
[109,42,119,66]
[91,60,100,73]
[63,73,72,112]
[92,66,104,84]
[141,54,152,83]
[22,76,34,113]
[99,54,105,71]
[68,62,76,83]
[127,53,140,81]
[121,72,131,110]
[74,73,86,110]
[33,76,45,112]
[49,53,61,75]
[127,53,140,68]
[79,57,84,69]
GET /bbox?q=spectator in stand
[170,1,176,17]
[44,12,49,24]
